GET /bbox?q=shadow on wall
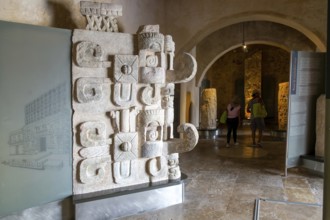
[48,1,78,30]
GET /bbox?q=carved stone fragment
[162,96,174,140]
[140,67,165,84]
[141,84,161,106]
[113,160,138,184]
[167,153,181,180]
[200,88,217,129]
[147,156,167,180]
[76,77,110,103]
[113,83,136,107]
[79,145,110,158]
[114,55,138,83]
[76,41,111,68]
[139,34,163,52]
[166,53,197,84]
[165,35,175,70]
[72,7,199,195]
[142,141,163,158]
[79,156,111,184]
[113,132,138,162]
[80,121,108,147]
[80,1,122,32]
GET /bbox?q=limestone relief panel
[200,88,217,129]
[72,1,199,195]
[278,82,289,130]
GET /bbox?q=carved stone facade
[72,2,199,195]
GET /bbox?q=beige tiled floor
[121,127,323,220]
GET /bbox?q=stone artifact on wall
[72,1,199,195]
[200,88,217,129]
[315,94,325,157]
[278,82,289,130]
[244,51,261,119]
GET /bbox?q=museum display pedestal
[300,155,324,176]
[198,128,221,139]
[73,174,188,220]
[270,129,287,141]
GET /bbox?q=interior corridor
[121,126,323,220]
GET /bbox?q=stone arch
[172,12,325,86]
[194,20,318,86]
[177,11,325,55]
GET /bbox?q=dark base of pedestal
[73,175,187,220]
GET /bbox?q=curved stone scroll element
[76,77,110,103]
[141,84,161,105]
[166,53,197,84]
[113,132,138,162]
[114,55,138,83]
[113,83,136,107]
[113,160,137,184]
[79,156,110,184]
[76,41,111,68]
[168,153,181,180]
[80,1,122,32]
[147,156,167,177]
[139,50,165,69]
[80,121,108,147]
[164,123,199,155]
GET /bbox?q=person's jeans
[227,117,239,143]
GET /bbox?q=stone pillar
[200,88,217,129]
[315,94,325,157]
[278,82,289,130]
[244,51,261,119]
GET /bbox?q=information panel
[0,21,72,217]
[286,51,325,172]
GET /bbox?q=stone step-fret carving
[80,1,122,32]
